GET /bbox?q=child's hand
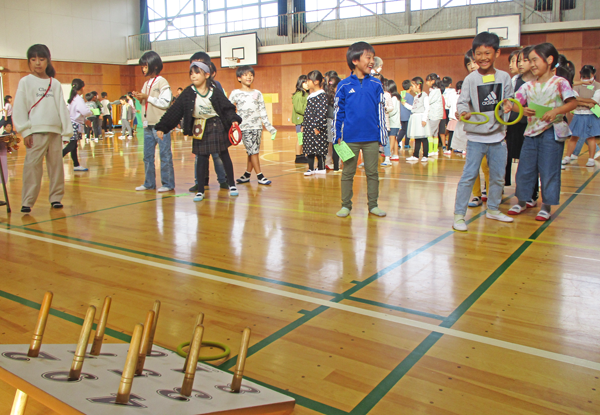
[300,126,304,133]
[157,131,164,140]
[134,92,148,101]
[314,129,319,135]
[85,120,92,127]
[24,135,33,148]
[421,121,427,127]
[523,107,535,117]
[541,109,559,122]
[460,112,471,120]
[502,99,513,114]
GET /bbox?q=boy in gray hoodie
[453,32,514,232]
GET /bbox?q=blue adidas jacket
[333,74,388,145]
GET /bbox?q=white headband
[190,61,211,74]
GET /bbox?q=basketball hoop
[224,57,241,68]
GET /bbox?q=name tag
[482,74,495,83]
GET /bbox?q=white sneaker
[73,166,88,171]
[127,135,133,140]
[304,170,314,176]
[486,210,514,222]
[421,157,428,162]
[570,154,578,161]
[561,156,571,165]
[157,186,172,193]
[453,215,467,232]
[316,169,326,175]
[561,164,566,170]
[406,156,418,162]
[135,185,150,191]
[444,150,452,155]
[381,161,392,166]
[586,158,595,167]
[119,135,126,140]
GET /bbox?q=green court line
[22,193,189,226]
[345,296,445,321]
[348,170,600,415]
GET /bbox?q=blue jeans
[143,128,175,189]
[516,127,563,206]
[454,140,507,215]
[194,153,227,185]
[573,135,600,157]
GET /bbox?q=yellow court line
[3,226,600,373]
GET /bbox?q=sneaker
[73,166,88,171]
[586,158,595,167]
[468,197,482,207]
[304,170,314,176]
[325,164,333,170]
[453,149,462,153]
[51,202,63,209]
[453,215,467,232]
[561,156,571,165]
[390,155,400,161]
[406,156,418,162]
[236,175,250,184]
[535,210,551,221]
[570,154,578,161]
[486,210,514,222]
[257,177,272,185]
[316,169,327,175]
[595,150,600,160]
[127,135,133,140]
[381,161,392,166]
[219,182,229,189]
[157,186,172,193]
[21,206,31,213]
[229,186,239,196]
[135,185,150,191]
[526,200,537,208]
[404,145,410,149]
[118,136,126,140]
[369,207,386,217]
[358,163,364,168]
[189,184,198,192]
[336,207,351,217]
[193,193,204,202]
[508,204,526,215]
[444,150,452,155]
[561,164,566,170]
[421,157,428,162]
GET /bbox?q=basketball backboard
[476,14,521,49]
[219,33,258,68]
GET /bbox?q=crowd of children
[4,35,599,231]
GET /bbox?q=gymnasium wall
[0,0,140,64]
[142,29,600,126]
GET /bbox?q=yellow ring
[460,113,489,125]
[495,98,524,126]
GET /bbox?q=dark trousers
[196,150,235,192]
[307,154,324,170]
[413,138,428,158]
[62,141,80,167]
[102,115,112,131]
[332,148,340,170]
[398,121,409,146]
[448,130,454,149]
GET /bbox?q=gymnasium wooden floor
[1,126,599,414]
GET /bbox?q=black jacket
[155,84,241,135]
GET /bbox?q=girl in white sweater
[13,44,72,213]
[426,73,444,156]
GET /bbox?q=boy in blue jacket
[334,41,388,218]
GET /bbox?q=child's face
[411,81,421,93]
[473,45,500,72]
[519,53,533,73]
[306,78,320,91]
[581,76,594,84]
[352,50,375,76]
[141,65,149,76]
[4,124,12,133]
[466,59,479,73]
[302,81,308,91]
[190,69,210,87]
[29,56,48,78]
[509,55,519,75]
[425,79,435,87]
[120,99,126,105]
[529,51,551,77]
[238,71,254,87]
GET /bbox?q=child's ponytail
[68,79,85,104]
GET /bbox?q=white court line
[565,255,600,262]
[2,227,600,372]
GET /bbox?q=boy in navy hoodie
[334,41,388,217]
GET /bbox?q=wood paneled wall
[3,29,599,126]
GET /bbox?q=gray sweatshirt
[457,69,513,143]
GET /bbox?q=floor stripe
[2,225,599,373]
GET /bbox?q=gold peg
[183,313,204,370]
[68,305,96,380]
[230,327,251,393]
[135,310,155,376]
[115,324,143,405]
[147,300,161,355]
[90,296,112,355]
[10,389,28,415]
[28,291,53,357]
[181,325,204,397]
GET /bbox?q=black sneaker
[21,206,31,213]
[51,202,63,209]
[219,182,229,189]
[189,184,198,192]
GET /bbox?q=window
[385,0,405,13]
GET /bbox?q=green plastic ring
[495,98,524,126]
[176,340,231,361]
[460,112,489,125]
